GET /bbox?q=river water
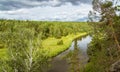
[48,35,92,72]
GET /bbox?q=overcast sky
[0,0,92,21]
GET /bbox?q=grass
[42,32,87,57]
[0,32,87,59]
[0,48,7,60]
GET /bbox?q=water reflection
[67,36,92,71]
[69,35,92,52]
[67,39,81,72]
[48,35,92,72]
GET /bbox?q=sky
[0,0,92,21]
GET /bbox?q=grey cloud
[0,0,91,11]
[0,1,35,11]
[30,0,91,4]
[60,0,91,5]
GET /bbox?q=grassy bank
[42,32,87,57]
[0,32,87,59]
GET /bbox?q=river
[48,35,92,72]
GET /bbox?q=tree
[87,0,120,71]
[88,0,120,56]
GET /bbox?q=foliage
[86,0,120,72]
[0,20,90,39]
[0,24,49,72]
[0,20,90,72]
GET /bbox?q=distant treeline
[0,19,90,39]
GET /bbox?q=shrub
[0,44,4,49]
[57,40,63,45]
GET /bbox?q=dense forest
[0,20,90,72]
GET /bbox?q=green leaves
[115,5,120,11]
[87,0,120,71]
[0,23,49,72]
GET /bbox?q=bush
[0,44,4,49]
[57,40,63,45]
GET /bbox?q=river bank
[48,35,92,72]
[42,32,87,58]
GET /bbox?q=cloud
[60,0,91,5]
[0,0,91,11]
[0,3,92,21]
[0,9,28,15]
